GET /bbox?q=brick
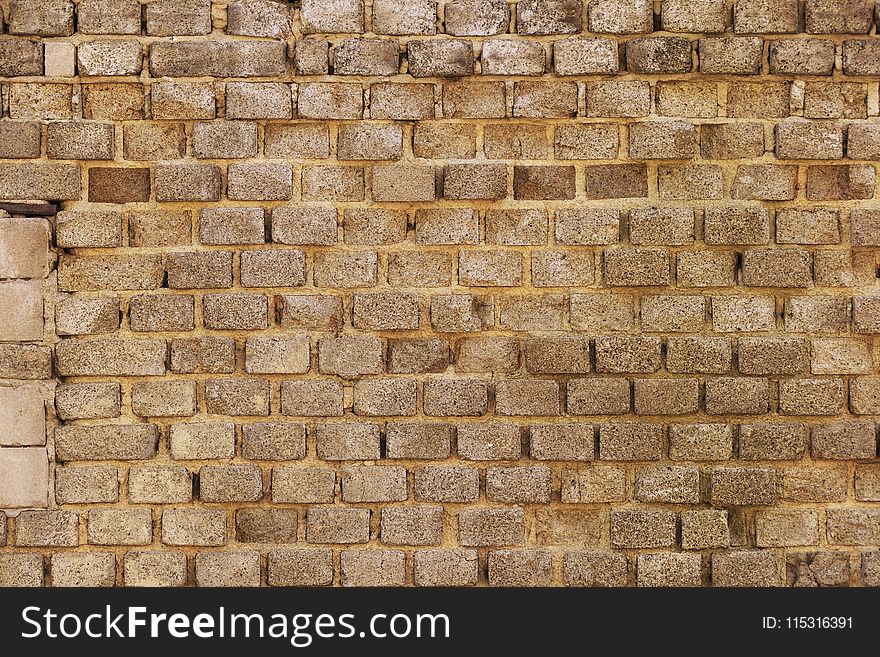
[236,508,298,543]
[76,0,140,34]
[128,210,191,248]
[333,39,398,76]
[445,0,508,35]
[699,37,764,74]
[169,422,235,460]
[380,506,443,545]
[203,293,268,330]
[414,549,478,586]
[701,122,765,159]
[0,344,51,380]
[413,122,476,159]
[298,82,363,120]
[611,510,676,548]
[129,466,191,504]
[340,550,405,587]
[604,247,670,287]
[88,509,152,546]
[811,338,872,375]
[812,421,876,460]
[123,551,186,587]
[316,423,381,460]
[131,380,197,417]
[711,296,775,332]
[82,83,145,120]
[769,39,836,76]
[641,295,705,332]
[634,465,699,504]
[387,422,452,460]
[599,422,663,461]
[77,40,142,77]
[675,251,736,288]
[388,252,452,287]
[785,296,850,333]
[55,465,118,504]
[226,83,292,120]
[151,82,215,120]
[734,0,798,33]
[7,0,73,35]
[14,510,77,547]
[554,37,618,75]
[554,124,618,160]
[589,0,653,33]
[443,81,506,118]
[626,37,692,74]
[228,162,293,201]
[638,553,701,587]
[273,208,337,246]
[585,80,650,118]
[584,164,648,199]
[268,549,333,586]
[712,550,783,587]
[807,165,876,200]
[200,464,263,503]
[779,378,846,416]
[666,337,732,374]
[776,208,840,245]
[456,422,521,460]
[0,281,42,343]
[56,337,166,377]
[681,510,730,550]
[848,123,880,160]
[513,166,575,200]
[634,378,700,416]
[529,424,595,461]
[55,424,158,461]
[459,508,524,547]
[662,0,727,32]
[740,423,807,460]
[241,422,307,461]
[386,339,449,374]
[481,39,545,76]
[776,120,845,161]
[495,380,560,417]
[0,122,41,159]
[656,81,718,119]
[227,0,291,37]
[595,336,661,373]
[567,378,630,416]
[277,296,343,332]
[711,467,778,506]
[240,250,306,288]
[804,81,867,119]
[757,510,819,548]
[409,38,472,77]
[484,123,547,159]
[784,467,849,502]
[167,252,232,290]
[827,509,880,546]
[129,294,194,332]
[669,424,734,461]
[146,0,211,36]
[524,336,590,374]
[739,336,808,375]
[0,37,42,77]
[373,0,436,35]
[843,39,880,75]
[864,551,880,586]
[353,378,417,416]
[430,294,493,332]
[806,0,873,33]
[705,377,769,415]
[272,467,335,504]
[563,550,628,586]
[856,465,880,501]
[371,82,434,120]
[489,550,552,587]
[499,294,564,330]
[301,0,363,33]
[0,553,43,586]
[307,508,370,544]
[414,465,478,501]
[787,551,851,587]
[318,336,383,379]
[245,336,309,375]
[513,81,578,118]
[51,552,116,587]
[423,379,488,416]
[195,551,260,587]
[161,509,226,547]
[0,162,80,200]
[732,164,798,201]
[855,296,880,332]
[205,378,270,416]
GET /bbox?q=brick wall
[0,0,879,587]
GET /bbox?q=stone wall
[0,0,879,587]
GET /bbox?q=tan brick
[457,422,521,460]
[459,508,524,547]
[169,422,235,460]
[242,422,307,461]
[414,549,478,586]
[129,466,191,504]
[123,551,186,587]
[563,550,627,586]
[387,422,452,460]
[669,423,733,461]
[599,422,663,460]
[316,423,381,460]
[88,509,152,546]
[272,467,336,504]
[161,509,226,547]
[268,549,333,586]
[55,465,118,504]
[307,508,370,544]
[712,550,783,587]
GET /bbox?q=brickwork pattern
[1,0,880,587]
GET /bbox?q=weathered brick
[563,550,628,586]
[827,509,880,546]
[268,549,333,586]
[769,39,836,76]
[316,423,381,460]
[457,422,522,460]
[371,82,434,120]
[129,466,191,504]
[387,422,452,460]
[589,0,653,33]
[146,0,211,36]
[489,550,552,587]
[423,379,488,416]
[161,509,226,547]
[711,467,778,506]
[55,465,118,504]
[712,550,783,586]
[779,378,847,416]
[740,423,807,460]
[169,422,235,460]
[414,549,478,586]
[481,39,545,76]
[705,377,769,415]
[554,37,618,75]
[633,378,700,416]
[123,551,186,587]
[307,508,370,544]
[205,378,270,416]
[699,36,764,74]
[131,380,197,417]
[599,422,663,461]
[200,464,263,503]
[681,509,730,550]
[459,508,524,547]
[414,465,478,501]
[236,508,298,543]
[443,81,506,118]
[242,422,307,461]
[567,378,630,415]
[89,509,152,546]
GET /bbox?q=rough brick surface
[1,0,879,589]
